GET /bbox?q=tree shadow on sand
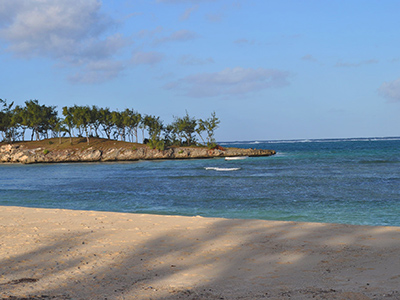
[1,210,400,300]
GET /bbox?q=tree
[53,119,68,144]
[24,100,57,141]
[89,106,101,138]
[62,106,75,144]
[1,98,221,147]
[72,106,92,144]
[111,111,125,141]
[123,109,141,143]
[163,124,179,146]
[196,120,206,145]
[139,116,148,143]
[0,99,15,142]
[12,105,29,141]
[99,108,113,140]
[25,100,43,141]
[199,111,220,147]
[41,104,58,139]
[143,115,164,150]
[172,111,197,146]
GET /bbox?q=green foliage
[43,149,49,155]
[23,100,58,141]
[207,142,218,149]
[148,139,165,151]
[0,98,221,146]
[122,109,141,143]
[156,140,165,151]
[0,99,15,142]
[198,112,220,147]
[98,107,113,140]
[171,111,197,146]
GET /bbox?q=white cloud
[77,34,130,61]
[0,0,111,58]
[379,78,400,102]
[164,67,290,98]
[132,51,164,65]
[0,0,130,83]
[0,2,22,26]
[68,60,124,84]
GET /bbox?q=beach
[1,206,399,299]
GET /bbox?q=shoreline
[1,206,399,299]
[0,138,275,164]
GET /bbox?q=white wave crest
[205,167,241,171]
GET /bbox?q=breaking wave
[205,167,241,172]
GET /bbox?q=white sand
[1,206,400,299]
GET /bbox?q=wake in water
[205,167,241,171]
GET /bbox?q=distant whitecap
[205,167,241,171]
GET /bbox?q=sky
[1,0,400,142]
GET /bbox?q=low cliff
[0,140,275,164]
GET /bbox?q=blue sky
[1,0,400,141]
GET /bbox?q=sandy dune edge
[0,206,399,300]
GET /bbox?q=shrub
[43,149,49,155]
[148,139,165,151]
[207,142,217,149]
[156,140,165,151]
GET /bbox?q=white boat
[225,156,248,161]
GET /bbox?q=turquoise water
[1,138,399,226]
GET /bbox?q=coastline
[1,206,399,299]
[0,138,275,164]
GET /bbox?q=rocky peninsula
[0,138,275,164]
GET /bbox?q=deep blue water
[1,137,400,226]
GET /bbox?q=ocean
[1,137,399,226]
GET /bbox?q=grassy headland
[0,137,276,164]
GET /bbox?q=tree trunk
[85,128,90,145]
[21,128,26,142]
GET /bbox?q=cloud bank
[0,0,129,83]
[164,67,290,98]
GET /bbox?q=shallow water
[1,137,399,226]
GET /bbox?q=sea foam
[205,167,241,171]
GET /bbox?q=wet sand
[0,206,399,299]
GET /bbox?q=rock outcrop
[0,144,276,164]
